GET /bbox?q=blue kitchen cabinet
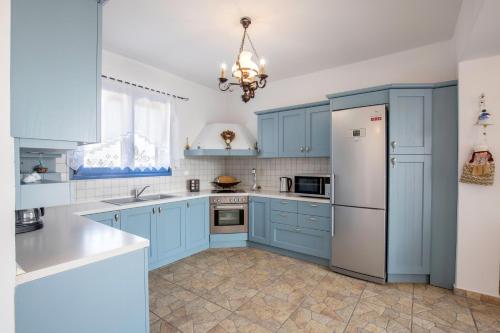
[270,222,330,259]
[388,154,432,278]
[186,198,210,252]
[121,206,155,264]
[85,211,121,229]
[389,89,432,155]
[257,113,279,158]
[16,249,149,333]
[279,110,307,157]
[249,197,271,245]
[305,106,331,157]
[11,0,101,143]
[156,202,185,265]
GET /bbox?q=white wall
[0,0,16,331]
[456,55,500,297]
[102,50,229,150]
[227,40,457,136]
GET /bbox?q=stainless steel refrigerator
[331,105,387,284]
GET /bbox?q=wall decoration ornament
[220,130,236,149]
[460,94,495,185]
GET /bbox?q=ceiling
[103,0,462,89]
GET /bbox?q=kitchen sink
[102,194,177,206]
[139,194,177,201]
[102,197,146,205]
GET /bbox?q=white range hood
[185,123,257,157]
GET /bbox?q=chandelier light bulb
[259,58,266,75]
[220,63,226,79]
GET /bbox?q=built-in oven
[210,196,248,234]
[294,174,331,198]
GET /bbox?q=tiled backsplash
[225,157,330,192]
[68,157,329,203]
[70,158,225,203]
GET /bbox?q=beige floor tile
[151,311,161,325]
[361,283,413,315]
[317,272,367,296]
[151,319,182,333]
[468,299,500,332]
[150,284,199,319]
[201,277,259,311]
[206,257,255,277]
[412,317,475,333]
[260,275,316,304]
[346,300,412,333]
[150,272,176,292]
[302,283,361,324]
[163,297,231,333]
[181,251,227,270]
[284,261,330,284]
[175,270,229,296]
[235,292,299,332]
[279,307,348,333]
[208,313,273,333]
[231,266,280,290]
[412,291,476,332]
[155,261,198,283]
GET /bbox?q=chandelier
[218,17,268,103]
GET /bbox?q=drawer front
[271,199,298,213]
[270,222,330,259]
[298,214,331,232]
[270,210,298,226]
[298,201,331,217]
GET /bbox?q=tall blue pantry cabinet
[328,82,458,288]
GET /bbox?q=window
[69,78,179,179]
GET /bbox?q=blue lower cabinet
[388,154,432,277]
[16,249,149,333]
[270,222,330,259]
[298,214,331,232]
[249,197,271,245]
[297,201,331,217]
[85,210,121,229]
[271,198,298,213]
[156,202,185,265]
[121,206,155,264]
[186,198,209,251]
[271,210,298,226]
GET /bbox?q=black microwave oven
[294,174,331,198]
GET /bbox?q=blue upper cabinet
[388,154,432,276]
[121,206,155,263]
[279,110,307,157]
[305,106,331,157]
[257,113,279,158]
[389,89,432,155]
[256,101,331,158]
[185,198,209,251]
[11,0,101,143]
[249,197,271,245]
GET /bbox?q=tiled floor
[149,248,500,333]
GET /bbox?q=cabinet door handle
[279,213,288,217]
[390,141,397,152]
[390,157,397,168]
[299,146,304,152]
[305,146,310,152]
[158,207,162,214]
[114,214,119,222]
[280,201,288,204]
[187,202,190,208]
[152,207,156,214]
[309,204,318,207]
[295,228,301,232]
[309,217,317,221]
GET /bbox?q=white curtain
[68,77,180,171]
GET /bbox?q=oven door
[210,204,248,234]
[294,176,328,197]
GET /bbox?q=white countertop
[15,189,329,285]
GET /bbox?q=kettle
[279,177,292,192]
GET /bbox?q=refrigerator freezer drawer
[331,205,386,279]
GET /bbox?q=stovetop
[211,189,246,194]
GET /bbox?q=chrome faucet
[134,185,150,199]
